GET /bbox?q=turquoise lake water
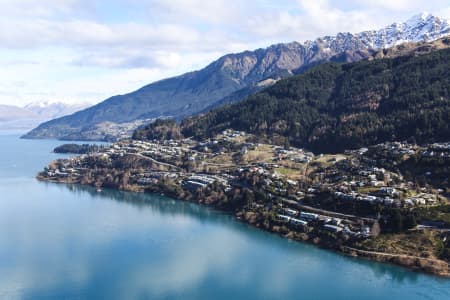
[0,134,449,299]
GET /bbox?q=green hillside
[181,49,450,153]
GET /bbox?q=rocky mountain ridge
[24,13,450,141]
[180,45,450,153]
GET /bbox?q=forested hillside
[181,48,450,153]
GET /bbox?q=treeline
[53,144,104,154]
[133,118,184,141]
[181,48,450,153]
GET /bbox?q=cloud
[344,0,416,11]
[73,51,182,69]
[245,0,382,41]
[0,0,75,14]
[0,0,449,106]
[0,60,39,67]
[344,0,450,12]
[441,7,450,18]
[151,0,245,24]
[0,19,201,49]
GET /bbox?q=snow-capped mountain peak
[305,13,450,53]
[23,101,91,120]
[404,12,436,28]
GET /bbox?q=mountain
[0,105,37,122]
[0,102,89,131]
[179,44,450,153]
[24,13,450,141]
[24,101,89,121]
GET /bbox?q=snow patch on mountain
[304,12,450,52]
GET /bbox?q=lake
[0,134,449,299]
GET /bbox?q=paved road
[291,198,377,223]
[130,153,182,170]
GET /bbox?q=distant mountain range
[0,102,89,131]
[24,13,450,141]
[0,105,37,122]
[24,101,90,121]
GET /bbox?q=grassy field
[359,230,443,259]
[357,186,382,194]
[244,149,274,163]
[313,154,348,168]
[415,205,450,224]
[274,167,304,180]
[205,152,234,164]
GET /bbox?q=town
[39,130,450,276]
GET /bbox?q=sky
[0,0,450,107]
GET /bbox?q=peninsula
[39,130,450,277]
[37,38,450,277]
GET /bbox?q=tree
[284,137,290,150]
[371,221,381,237]
[392,209,404,232]
[243,188,255,207]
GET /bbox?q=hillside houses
[183,174,231,192]
[41,132,450,248]
[276,209,366,238]
[421,143,450,158]
[273,146,314,163]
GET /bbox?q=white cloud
[346,0,416,11]
[441,7,450,19]
[245,0,383,42]
[151,0,245,24]
[0,20,202,49]
[0,0,83,17]
[345,0,450,12]
[0,0,449,106]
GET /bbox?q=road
[283,197,377,223]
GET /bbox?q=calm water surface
[0,134,449,300]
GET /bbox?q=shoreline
[38,176,450,278]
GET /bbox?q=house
[283,208,298,216]
[379,187,397,196]
[361,226,371,237]
[370,180,382,187]
[383,197,395,206]
[287,179,298,186]
[307,188,318,194]
[290,218,308,227]
[263,179,273,186]
[299,211,319,221]
[137,178,157,185]
[183,180,207,191]
[277,214,291,223]
[182,175,218,192]
[404,199,415,206]
[361,195,377,203]
[323,224,343,233]
[328,218,342,226]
